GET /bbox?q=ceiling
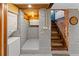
[15,4,50,9]
[23,9,39,15]
[51,3,79,9]
[14,4,53,20]
[23,9,39,20]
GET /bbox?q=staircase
[51,21,67,50]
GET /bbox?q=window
[51,10,64,21]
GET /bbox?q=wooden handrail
[55,21,68,49]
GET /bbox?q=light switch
[43,26,48,30]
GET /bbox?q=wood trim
[48,3,54,9]
[3,4,19,56]
[3,4,7,56]
[0,4,2,56]
[64,9,69,48]
[15,4,50,9]
[55,22,68,50]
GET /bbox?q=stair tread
[51,26,57,27]
[51,43,63,46]
[51,47,67,50]
[51,28,58,31]
[52,25,57,26]
[51,36,60,39]
[52,41,62,45]
[51,34,60,36]
[51,40,63,42]
[51,31,58,34]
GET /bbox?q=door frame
[3,3,7,56]
[0,3,2,56]
[0,3,7,56]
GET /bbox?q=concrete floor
[21,39,39,50]
[20,54,52,56]
[20,39,69,56]
[20,39,52,56]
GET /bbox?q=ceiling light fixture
[28,4,32,8]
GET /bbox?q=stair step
[51,36,60,39]
[51,43,63,46]
[51,40,62,43]
[51,28,58,31]
[51,31,58,34]
[51,47,67,50]
[51,26,57,28]
[52,50,69,55]
[51,25,57,27]
[52,25,57,27]
[51,33,60,36]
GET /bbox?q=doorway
[51,10,69,55]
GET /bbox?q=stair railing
[55,21,68,50]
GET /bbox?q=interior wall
[18,10,29,48]
[39,8,51,54]
[28,27,39,39]
[28,19,39,39]
[69,9,79,55]
[52,3,79,9]
[30,20,39,25]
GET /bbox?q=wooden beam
[48,3,54,9]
